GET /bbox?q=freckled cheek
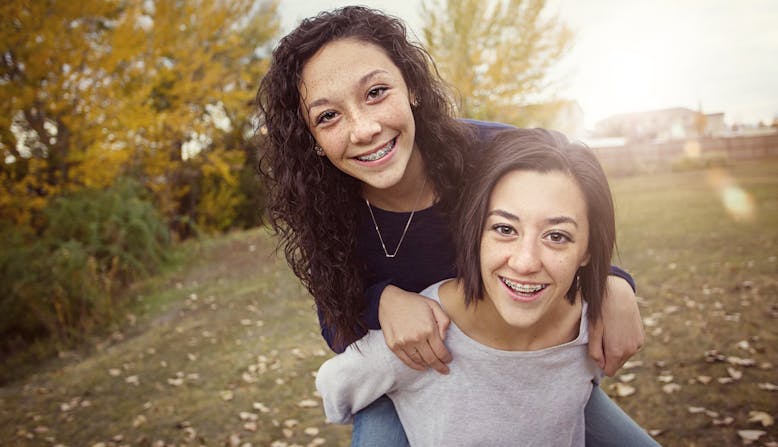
[318,130,351,158]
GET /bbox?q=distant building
[519,100,586,140]
[594,107,727,141]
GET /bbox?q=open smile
[500,277,547,301]
[355,137,396,162]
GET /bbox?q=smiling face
[479,169,591,333]
[299,38,419,194]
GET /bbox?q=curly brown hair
[256,6,475,350]
[454,128,616,324]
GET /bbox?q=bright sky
[278,0,778,129]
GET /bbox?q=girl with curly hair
[256,6,647,446]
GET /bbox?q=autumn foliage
[0,0,279,346]
[1,0,279,234]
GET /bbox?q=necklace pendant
[364,177,428,260]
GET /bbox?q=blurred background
[1,1,776,446]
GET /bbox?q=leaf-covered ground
[1,159,776,446]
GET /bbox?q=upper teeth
[357,139,394,162]
[502,278,544,293]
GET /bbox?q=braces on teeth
[359,147,389,161]
[357,140,394,161]
[502,278,544,293]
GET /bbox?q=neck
[361,147,435,211]
[440,280,581,351]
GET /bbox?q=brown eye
[547,231,572,243]
[492,224,515,236]
[366,86,388,101]
[316,110,338,125]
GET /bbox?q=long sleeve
[318,280,390,353]
[315,330,400,424]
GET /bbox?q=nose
[508,238,542,274]
[349,111,381,144]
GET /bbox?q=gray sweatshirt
[315,280,602,447]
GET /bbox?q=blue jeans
[584,385,661,446]
[350,386,661,446]
[351,395,409,447]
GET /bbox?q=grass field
[1,159,776,446]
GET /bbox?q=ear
[579,252,591,267]
[410,92,419,108]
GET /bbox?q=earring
[314,144,325,156]
[411,96,420,108]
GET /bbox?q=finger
[587,321,606,371]
[396,348,425,371]
[603,354,624,377]
[426,325,452,365]
[415,343,449,375]
[429,302,451,342]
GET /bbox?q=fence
[591,133,778,175]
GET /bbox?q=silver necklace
[364,177,428,258]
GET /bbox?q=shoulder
[418,279,455,304]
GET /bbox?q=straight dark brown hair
[453,128,615,323]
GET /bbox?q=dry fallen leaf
[240,412,258,421]
[728,367,743,380]
[697,375,712,384]
[758,383,778,391]
[253,402,270,413]
[623,360,643,369]
[737,429,766,444]
[748,411,774,427]
[713,417,734,426]
[727,356,756,366]
[220,390,234,401]
[304,427,319,436]
[610,383,636,397]
[619,373,636,383]
[298,399,319,408]
[662,383,681,394]
[133,415,147,428]
[688,406,707,414]
[657,374,674,383]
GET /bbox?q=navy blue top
[321,120,635,352]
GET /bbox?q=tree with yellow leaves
[1,0,279,234]
[421,0,572,127]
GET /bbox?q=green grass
[1,159,777,446]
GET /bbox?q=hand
[378,285,452,374]
[588,276,645,376]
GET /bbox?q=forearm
[609,265,636,293]
[315,331,396,423]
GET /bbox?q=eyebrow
[305,69,390,112]
[486,209,578,228]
